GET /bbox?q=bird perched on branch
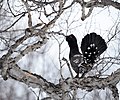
[66,32,107,77]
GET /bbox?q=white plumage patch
[73,59,80,63]
[87,47,90,50]
[73,54,81,57]
[93,52,96,54]
[90,43,95,47]
[72,54,82,64]
[85,52,88,54]
[88,54,91,57]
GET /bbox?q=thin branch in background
[107,30,117,44]
[1,0,120,99]
[72,89,77,100]
[41,97,52,100]
[37,88,41,100]
[7,0,15,17]
[41,0,64,31]
[2,12,26,32]
[109,85,119,100]
[22,0,32,29]
[81,6,94,21]
[62,57,73,78]
[30,88,38,98]
[52,35,64,79]
[7,0,27,17]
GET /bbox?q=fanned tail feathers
[81,32,107,64]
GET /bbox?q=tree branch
[0,57,120,99]
[75,0,120,20]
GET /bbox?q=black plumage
[66,32,107,77]
[81,32,107,64]
[66,34,83,77]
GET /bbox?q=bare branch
[62,57,74,78]
[109,85,119,100]
[1,59,120,99]
[75,0,120,20]
[2,12,26,32]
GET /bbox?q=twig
[2,13,26,32]
[62,57,73,78]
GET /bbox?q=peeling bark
[0,58,120,99]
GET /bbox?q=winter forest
[0,0,120,100]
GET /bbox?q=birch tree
[0,0,120,99]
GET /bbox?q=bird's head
[66,34,77,43]
[66,34,79,50]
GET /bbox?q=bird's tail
[81,32,107,64]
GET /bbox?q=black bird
[66,32,107,77]
[66,34,83,77]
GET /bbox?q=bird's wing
[70,54,83,73]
